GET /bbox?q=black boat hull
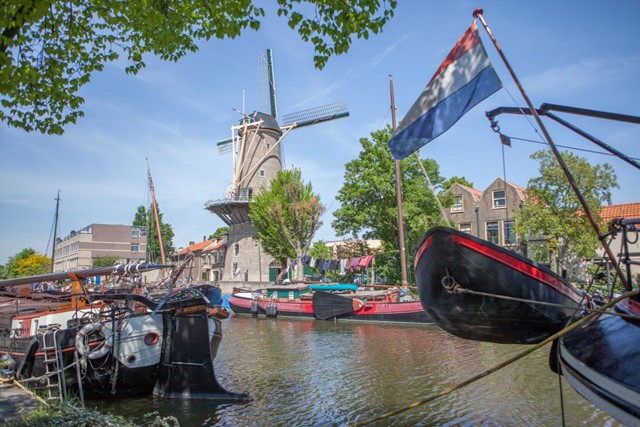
[557,299,640,425]
[414,226,583,344]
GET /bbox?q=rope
[350,289,639,426]
[12,378,49,406]
[413,151,450,224]
[442,276,584,311]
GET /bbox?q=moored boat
[414,226,585,344]
[554,297,640,426]
[228,284,431,324]
[0,263,247,401]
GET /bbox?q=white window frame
[451,196,463,212]
[492,190,506,209]
[504,220,516,245]
[486,222,499,244]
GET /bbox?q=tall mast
[50,189,60,273]
[473,8,628,290]
[147,160,166,266]
[389,75,409,286]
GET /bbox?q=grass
[5,403,180,427]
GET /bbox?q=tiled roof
[457,184,482,202]
[174,239,223,256]
[600,202,640,221]
[507,181,527,201]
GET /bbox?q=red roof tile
[457,184,482,202]
[174,239,223,256]
[600,202,640,221]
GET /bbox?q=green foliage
[308,240,332,259]
[249,167,325,278]
[1,0,397,134]
[5,402,139,427]
[92,256,119,267]
[133,205,174,263]
[514,149,618,272]
[277,0,397,69]
[3,248,50,278]
[331,125,450,284]
[209,226,229,239]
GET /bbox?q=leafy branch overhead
[1,0,397,135]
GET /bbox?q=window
[234,243,239,256]
[504,220,516,245]
[131,227,141,238]
[451,196,463,212]
[486,222,499,244]
[459,223,472,234]
[259,169,265,177]
[493,190,506,209]
[131,243,140,253]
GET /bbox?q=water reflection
[94,317,620,426]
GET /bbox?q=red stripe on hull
[450,234,581,303]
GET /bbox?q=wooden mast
[473,8,629,290]
[50,189,60,273]
[147,160,166,266]
[389,75,409,286]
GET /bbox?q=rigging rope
[350,289,639,426]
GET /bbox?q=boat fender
[75,323,113,360]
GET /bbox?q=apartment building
[53,224,147,272]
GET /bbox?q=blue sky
[1,1,639,264]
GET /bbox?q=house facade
[173,236,227,285]
[444,178,526,248]
[53,223,147,272]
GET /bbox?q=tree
[133,205,174,263]
[92,256,119,267]
[331,125,450,284]
[249,167,325,280]
[209,226,229,239]
[515,149,618,273]
[1,0,397,135]
[4,248,50,278]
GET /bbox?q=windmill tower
[205,49,349,286]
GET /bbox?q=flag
[388,22,503,160]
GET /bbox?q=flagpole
[473,8,629,290]
[389,75,409,286]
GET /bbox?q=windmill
[205,49,349,284]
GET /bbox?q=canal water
[94,316,620,426]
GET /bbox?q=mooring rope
[442,274,638,321]
[350,289,639,426]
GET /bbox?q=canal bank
[0,379,43,423]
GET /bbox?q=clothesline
[281,253,378,278]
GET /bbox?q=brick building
[444,178,526,248]
[173,236,227,285]
[52,223,147,272]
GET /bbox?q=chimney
[189,241,195,246]
[203,235,207,241]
